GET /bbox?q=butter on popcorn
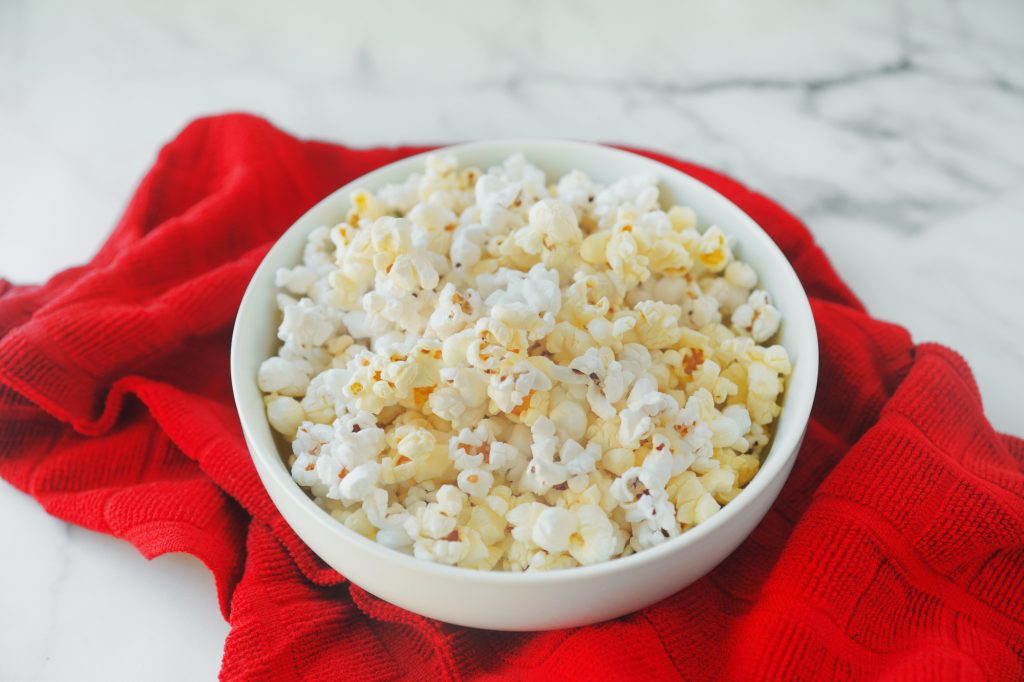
[259,153,792,571]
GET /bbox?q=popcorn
[688,294,722,329]
[408,202,458,253]
[692,492,721,524]
[696,226,732,273]
[746,360,784,425]
[468,317,528,371]
[428,283,482,337]
[568,504,618,565]
[521,199,582,251]
[710,404,752,450]
[293,422,334,458]
[617,375,675,448]
[601,447,635,476]
[299,368,348,424]
[731,290,782,343]
[548,398,588,442]
[632,300,686,349]
[569,347,636,420]
[290,422,333,488]
[278,297,334,354]
[519,417,570,494]
[266,396,305,438]
[532,506,578,554]
[594,174,660,230]
[363,489,412,548]
[556,170,599,224]
[261,153,792,572]
[449,423,524,477]
[457,468,494,498]
[507,501,547,545]
[559,438,601,477]
[275,265,318,297]
[605,226,651,286]
[429,366,488,427]
[258,356,313,397]
[335,462,381,502]
[377,173,422,214]
[488,360,553,415]
[700,261,757,316]
[331,410,386,468]
[481,264,561,340]
[450,224,489,273]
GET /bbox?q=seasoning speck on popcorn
[258,153,791,571]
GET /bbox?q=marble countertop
[2,0,1022,678]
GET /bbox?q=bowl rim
[231,138,819,586]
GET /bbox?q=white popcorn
[693,492,721,524]
[275,265,318,296]
[508,501,547,544]
[702,261,757,315]
[488,359,553,414]
[262,153,792,572]
[518,417,571,494]
[618,374,676,448]
[467,317,528,371]
[293,422,334,458]
[299,368,349,424]
[726,260,758,289]
[266,396,305,437]
[408,202,458,253]
[291,423,333,488]
[449,223,489,273]
[279,297,334,352]
[377,173,422,214]
[668,393,717,473]
[429,366,488,427]
[292,456,321,491]
[569,347,636,420]
[555,170,599,221]
[696,225,732,273]
[331,410,386,469]
[731,290,782,343]
[548,398,588,442]
[436,484,466,517]
[360,287,424,336]
[449,423,523,477]
[594,174,659,229]
[481,264,561,340]
[302,225,335,270]
[611,448,674,508]
[363,489,412,548]
[428,283,482,337]
[532,506,578,554]
[258,356,313,397]
[559,439,600,476]
[518,199,581,251]
[336,462,381,502]
[457,468,494,498]
[568,504,618,565]
[688,295,722,328]
[710,404,753,449]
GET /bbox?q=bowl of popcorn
[231,140,818,630]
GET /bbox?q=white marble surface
[1,0,1022,678]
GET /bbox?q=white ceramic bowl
[231,140,818,631]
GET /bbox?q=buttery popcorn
[260,154,791,571]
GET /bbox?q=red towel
[1,114,1021,681]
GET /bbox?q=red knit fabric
[1,114,1021,681]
